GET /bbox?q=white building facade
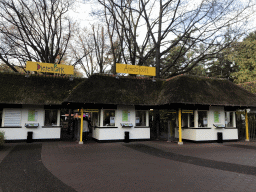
[0,105,61,140]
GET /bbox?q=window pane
[198,111,207,127]
[91,112,99,127]
[189,113,194,127]
[225,112,234,127]
[0,109,2,127]
[103,110,115,126]
[182,113,188,128]
[136,111,147,126]
[45,109,58,126]
[182,112,194,128]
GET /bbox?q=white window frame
[225,111,236,128]
[0,108,2,127]
[44,109,60,127]
[135,110,148,127]
[197,110,208,127]
[102,109,116,127]
[181,111,194,128]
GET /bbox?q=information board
[116,63,156,76]
[26,61,74,75]
[214,111,220,123]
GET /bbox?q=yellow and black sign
[116,63,156,76]
[77,109,99,113]
[182,110,193,113]
[26,61,74,75]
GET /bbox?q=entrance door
[60,109,75,141]
[72,109,100,142]
[159,110,177,140]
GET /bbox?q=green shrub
[0,131,5,147]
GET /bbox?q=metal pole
[178,108,183,145]
[245,109,249,142]
[79,108,84,144]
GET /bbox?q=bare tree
[94,0,256,140]
[96,0,256,78]
[70,24,110,77]
[98,0,151,72]
[92,25,107,74]
[0,0,73,72]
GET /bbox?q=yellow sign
[77,109,99,113]
[83,109,99,113]
[182,110,193,113]
[26,61,74,75]
[116,63,156,76]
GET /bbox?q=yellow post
[79,108,84,144]
[178,108,183,145]
[245,109,249,141]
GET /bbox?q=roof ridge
[0,71,84,80]
[165,74,228,81]
[92,73,159,81]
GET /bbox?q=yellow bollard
[79,108,84,144]
[178,109,183,145]
[245,110,249,142]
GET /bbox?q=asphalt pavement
[1,140,256,192]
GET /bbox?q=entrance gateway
[63,74,255,144]
[0,63,255,143]
[74,63,156,144]
[60,109,99,142]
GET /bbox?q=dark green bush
[0,131,4,147]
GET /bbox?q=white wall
[93,105,150,141]
[175,106,238,141]
[175,128,238,141]
[0,105,61,140]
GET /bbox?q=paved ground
[1,140,256,192]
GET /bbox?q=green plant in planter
[0,131,5,147]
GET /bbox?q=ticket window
[225,111,235,127]
[91,112,100,127]
[0,108,2,127]
[136,111,147,126]
[198,111,208,127]
[103,110,116,126]
[44,109,58,126]
[181,111,194,128]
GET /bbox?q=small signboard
[116,63,156,76]
[28,109,38,121]
[25,123,39,128]
[122,110,130,122]
[182,110,193,113]
[26,61,74,75]
[83,109,99,113]
[120,123,133,128]
[136,117,140,124]
[214,111,220,123]
[213,124,225,128]
[110,117,115,126]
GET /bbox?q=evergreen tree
[231,32,256,83]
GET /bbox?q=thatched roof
[158,75,256,107]
[64,74,162,106]
[0,73,83,105]
[65,74,256,107]
[1,73,256,107]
